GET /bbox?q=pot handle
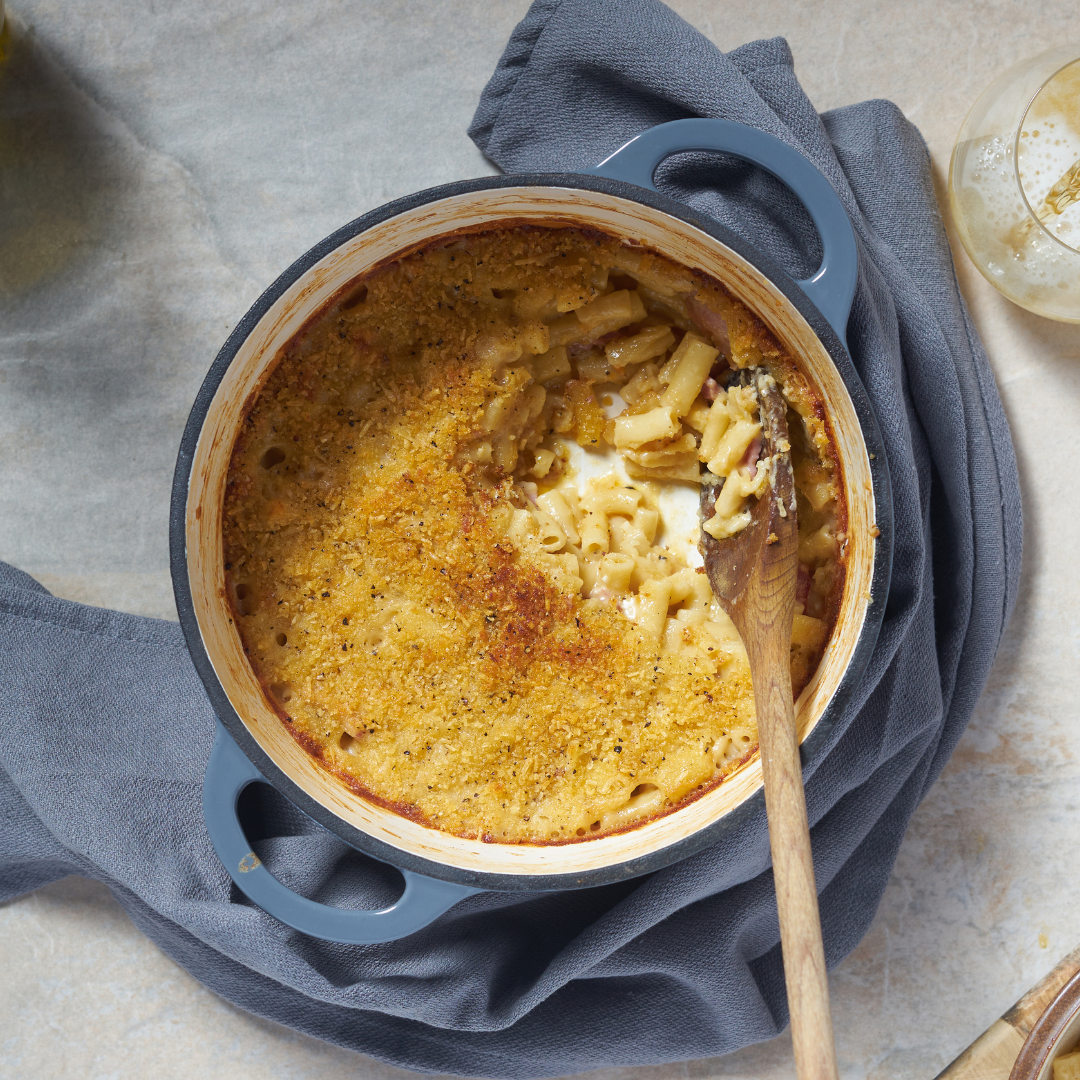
[202,721,480,944]
[586,118,858,347]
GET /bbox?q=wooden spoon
[699,368,839,1080]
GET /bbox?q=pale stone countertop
[1,2,1077,1078]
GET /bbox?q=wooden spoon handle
[756,650,840,1080]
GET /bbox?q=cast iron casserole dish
[170,120,892,943]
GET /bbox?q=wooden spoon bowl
[699,368,838,1080]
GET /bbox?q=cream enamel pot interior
[170,119,892,944]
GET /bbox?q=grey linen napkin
[0,1,1021,1077]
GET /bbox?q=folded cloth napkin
[0,1,1021,1077]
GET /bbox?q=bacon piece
[796,563,812,607]
[739,436,763,476]
[688,297,732,356]
[702,376,723,403]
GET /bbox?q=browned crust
[221,221,848,844]
[259,669,765,844]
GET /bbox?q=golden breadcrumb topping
[223,225,845,843]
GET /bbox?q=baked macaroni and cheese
[223,224,846,843]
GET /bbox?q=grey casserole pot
[169,119,892,944]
